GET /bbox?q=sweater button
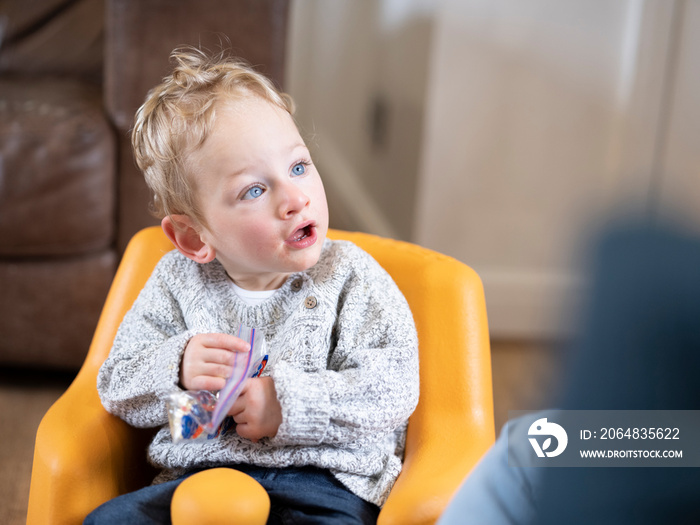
[291,278,303,292]
[304,296,318,309]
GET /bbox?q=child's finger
[200,333,251,353]
[188,374,227,391]
[228,390,247,417]
[235,423,260,443]
[202,348,241,367]
[232,409,247,424]
[199,362,233,380]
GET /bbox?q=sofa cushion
[0,250,116,369]
[0,0,103,82]
[0,77,115,256]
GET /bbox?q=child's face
[188,95,329,290]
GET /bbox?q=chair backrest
[28,226,494,525]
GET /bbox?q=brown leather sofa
[0,0,288,370]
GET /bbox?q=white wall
[414,0,698,338]
[655,0,700,230]
[286,0,435,239]
[287,0,700,339]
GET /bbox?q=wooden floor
[490,340,564,432]
[1,340,564,525]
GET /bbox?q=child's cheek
[240,222,275,253]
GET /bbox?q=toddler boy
[87,47,419,524]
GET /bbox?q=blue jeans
[437,417,541,525]
[84,465,380,524]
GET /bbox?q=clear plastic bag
[166,326,268,443]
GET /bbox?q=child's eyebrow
[225,165,250,180]
[222,143,310,184]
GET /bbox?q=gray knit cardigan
[97,239,420,506]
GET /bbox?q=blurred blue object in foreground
[439,217,700,525]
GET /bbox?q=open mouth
[286,221,317,247]
[292,224,312,242]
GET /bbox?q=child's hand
[180,333,250,391]
[228,377,282,442]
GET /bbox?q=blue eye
[242,186,264,200]
[292,162,307,176]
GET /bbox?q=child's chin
[296,249,323,272]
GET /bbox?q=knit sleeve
[268,248,420,446]
[97,255,196,428]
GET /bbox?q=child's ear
[161,215,216,264]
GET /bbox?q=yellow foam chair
[27,227,495,524]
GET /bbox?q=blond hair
[132,46,295,224]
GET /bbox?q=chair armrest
[379,415,494,525]
[378,254,496,525]
[27,368,154,524]
[27,226,169,524]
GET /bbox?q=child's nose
[278,183,310,218]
